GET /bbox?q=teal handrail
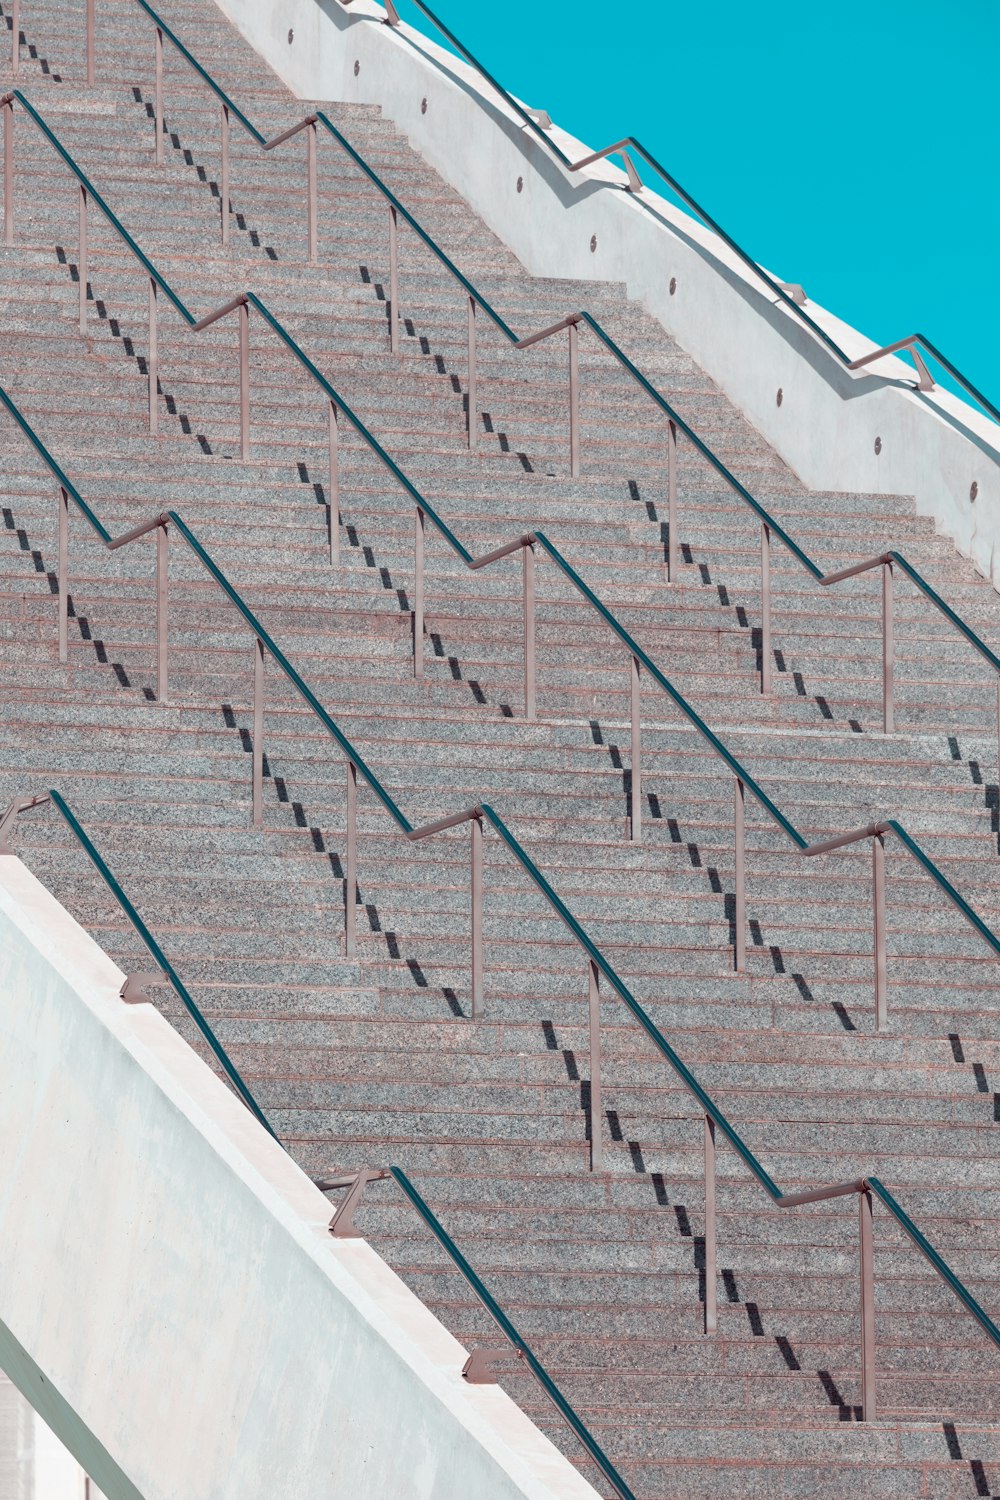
[529,532,805,847]
[478,805,782,1194]
[46,789,276,1134]
[131,0,266,146]
[390,1165,638,1499]
[312,112,518,344]
[382,0,1000,428]
[165,511,414,835]
[0,381,111,544]
[10,91,197,327]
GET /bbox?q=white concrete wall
[212,0,1000,585]
[0,856,600,1500]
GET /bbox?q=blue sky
[394,0,998,406]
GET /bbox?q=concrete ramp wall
[0,857,599,1500]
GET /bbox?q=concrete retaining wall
[0,856,600,1500]
[212,0,1000,586]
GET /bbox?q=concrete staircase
[3,1,1000,1495]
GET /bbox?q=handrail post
[345,759,357,957]
[11,0,19,76]
[882,559,894,733]
[251,635,264,827]
[78,184,88,335]
[666,418,678,583]
[220,102,230,246]
[413,506,424,679]
[86,0,95,86]
[568,319,580,479]
[859,1188,876,1420]
[3,94,13,247]
[328,398,339,566]
[872,832,887,1031]
[588,958,603,1172]
[467,295,477,452]
[733,776,746,972]
[156,519,169,704]
[306,119,318,265]
[238,297,250,460]
[388,204,400,354]
[523,541,536,721]
[630,653,641,842]
[147,276,158,435]
[58,487,69,665]
[154,26,163,167]
[760,522,771,695]
[704,1114,717,1334]
[470,814,483,1018]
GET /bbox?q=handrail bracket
[320,1167,392,1236]
[0,793,52,854]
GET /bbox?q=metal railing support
[328,398,339,566]
[388,203,400,354]
[588,958,603,1172]
[238,295,249,459]
[470,813,483,1018]
[220,101,230,246]
[733,776,746,972]
[568,318,580,479]
[882,559,894,733]
[872,832,887,1030]
[523,541,536,721]
[467,294,477,451]
[326,1167,391,1236]
[86,0,95,86]
[704,1114,717,1334]
[154,26,163,166]
[306,118,317,265]
[413,505,424,679]
[251,634,264,827]
[760,522,771,695]
[666,418,678,583]
[78,183,88,334]
[147,275,158,435]
[345,758,357,957]
[156,519,169,703]
[859,1188,876,1420]
[3,95,12,246]
[57,486,68,664]
[630,653,641,842]
[11,0,19,76]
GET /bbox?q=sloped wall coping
[0,856,600,1500]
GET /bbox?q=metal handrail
[1,90,196,326]
[362,0,1000,428]
[3,385,1000,1429]
[389,1167,636,1500]
[132,0,265,145]
[0,789,275,1133]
